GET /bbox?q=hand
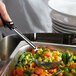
[0,1,11,27]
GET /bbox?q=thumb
[0,1,12,22]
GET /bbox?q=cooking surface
[0,33,76,75]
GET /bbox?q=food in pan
[33,46,62,62]
[12,46,76,76]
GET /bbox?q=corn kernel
[49,58,52,62]
[24,66,26,70]
[26,56,29,59]
[37,50,40,54]
[39,49,43,52]
[24,61,27,65]
[38,57,42,61]
[67,63,70,66]
[44,56,48,58]
[28,58,32,61]
[74,56,76,59]
[47,73,52,76]
[51,57,54,60]
[59,65,64,67]
[48,57,51,60]
[21,67,24,71]
[71,69,75,73]
[44,59,48,62]
[45,70,48,73]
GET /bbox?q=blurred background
[0,0,52,36]
[0,0,76,36]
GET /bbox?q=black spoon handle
[1,16,14,30]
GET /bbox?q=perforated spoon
[1,17,61,69]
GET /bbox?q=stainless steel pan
[2,41,76,76]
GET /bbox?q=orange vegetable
[48,69,54,73]
[53,65,56,68]
[45,46,51,50]
[51,49,57,51]
[12,70,16,76]
[32,74,38,76]
[31,49,34,55]
[70,64,76,68]
[57,72,63,76]
[16,67,23,76]
[43,52,52,57]
[34,67,43,75]
[55,56,59,61]
[40,72,47,76]
[36,45,41,48]
[48,69,57,73]
[31,62,35,68]
[53,68,58,73]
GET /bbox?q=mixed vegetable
[34,46,62,62]
[12,46,76,76]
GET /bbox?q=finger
[0,18,3,27]
[0,2,12,22]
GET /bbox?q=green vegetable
[29,56,33,58]
[60,67,68,72]
[24,52,32,56]
[67,67,75,71]
[66,51,70,64]
[58,54,62,57]
[17,63,23,68]
[19,54,25,62]
[43,49,50,52]
[53,60,56,62]
[68,54,74,62]
[58,67,61,71]
[62,53,66,64]
[24,73,29,76]
[53,71,61,76]
[15,74,18,76]
[27,60,33,65]
[44,59,48,62]
[63,71,71,76]
[34,53,42,59]
[24,70,32,75]
[68,67,72,71]
[73,72,76,76]
[23,58,27,61]
[64,67,69,72]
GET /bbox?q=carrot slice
[48,69,53,73]
[43,52,52,57]
[53,68,58,73]
[32,74,38,76]
[45,46,51,50]
[16,67,23,76]
[31,62,35,68]
[31,49,34,55]
[40,72,47,76]
[55,56,59,61]
[36,45,41,48]
[70,64,76,68]
[57,72,63,76]
[34,67,43,75]
[48,68,58,73]
[12,70,16,76]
